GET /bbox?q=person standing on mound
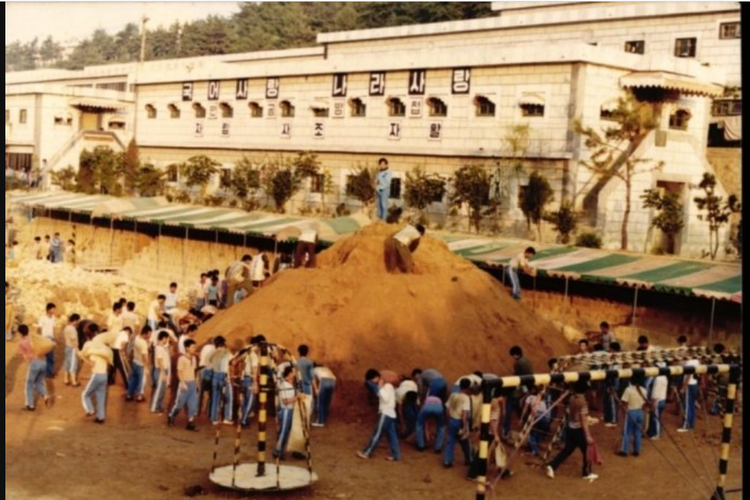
[506,247,536,300]
[385,224,426,274]
[375,158,392,221]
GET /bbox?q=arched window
[387,97,406,117]
[474,96,495,117]
[249,102,263,118]
[280,100,295,118]
[427,97,448,117]
[311,106,329,118]
[145,104,157,119]
[220,102,233,119]
[349,98,366,117]
[193,103,206,119]
[167,104,180,119]
[669,109,691,130]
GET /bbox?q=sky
[5,1,243,45]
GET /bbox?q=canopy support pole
[563,276,570,329]
[109,217,114,266]
[632,287,639,327]
[157,223,162,269]
[183,228,189,288]
[709,297,717,345]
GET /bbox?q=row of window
[146,96,546,120]
[622,24,740,58]
[5,109,27,124]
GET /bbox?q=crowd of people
[351,328,738,485]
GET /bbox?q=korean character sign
[182,82,194,102]
[369,72,386,96]
[388,122,402,141]
[410,99,423,118]
[281,123,292,139]
[266,78,280,99]
[333,100,346,119]
[208,80,220,101]
[452,69,471,95]
[429,122,443,141]
[313,122,325,140]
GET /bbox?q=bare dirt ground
[5,343,743,500]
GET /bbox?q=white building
[4,1,741,257]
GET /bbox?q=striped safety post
[231,417,243,488]
[474,380,494,500]
[211,424,221,474]
[256,343,270,478]
[473,364,734,500]
[711,364,741,500]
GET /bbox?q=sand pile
[5,258,155,326]
[198,223,572,389]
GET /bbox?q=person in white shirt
[231,336,262,428]
[274,365,302,460]
[106,302,124,338]
[357,369,401,461]
[226,256,252,308]
[618,375,648,456]
[443,378,472,468]
[80,340,112,423]
[198,337,216,415]
[37,302,58,378]
[385,224,426,274]
[151,331,172,414]
[63,314,81,387]
[126,327,150,402]
[195,274,208,310]
[294,222,319,268]
[648,362,669,440]
[506,247,537,301]
[679,357,701,432]
[178,324,198,355]
[313,365,337,427]
[121,302,140,336]
[147,295,167,331]
[209,336,234,425]
[250,252,269,288]
[164,283,179,312]
[110,327,132,388]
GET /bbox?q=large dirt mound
[198,223,572,387]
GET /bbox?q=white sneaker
[583,473,599,481]
[223,420,234,426]
[677,428,690,433]
[604,423,617,428]
[311,423,325,428]
[546,466,555,479]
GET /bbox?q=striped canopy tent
[436,235,742,302]
[90,197,171,217]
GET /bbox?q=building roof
[8,191,741,302]
[620,71,724,98]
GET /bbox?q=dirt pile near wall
[198,223,572,390]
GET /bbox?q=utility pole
[140,15,149,62]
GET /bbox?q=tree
[319,167,337,216]
[641,189,685,254]
[179,155,220,199]
[76,150,97,194]
[293,151,321,206]
[693,173,741,260]
[450,164,496,233]
[544,200,579,245]
[405,165,446,220]
[268,155,304,213]
[51,166,77,191]
[575,93,663,250]
[122,139,140,195]
[39,36,63,66]
[78,146,123,195]
[135,163,166,197]
[520,171,554,242]
[347,165,377,210]
[231,156,264,211]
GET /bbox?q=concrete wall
[5,94,37,149]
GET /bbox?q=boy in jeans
[17,324,52,410]
[443,378,472,468]
[358,369,401,461]
[168,339,199,431]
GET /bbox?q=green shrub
[576,232,603,248]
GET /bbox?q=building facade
[5,2,741,257]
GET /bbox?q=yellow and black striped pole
[231,415,242,488]
[211,425,221,474]
[711,365,741,500]
[474,381,493,500]
[473,364,733,500]
[256,343,270,478]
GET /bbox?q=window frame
[280,100,295,118]
[719,22,740,40]
[427,97,448,117]
[193,103,206,119]
[624,40,645,54]
[475,96,496,117]
[168,104,180,119]
[349,98,366,118]
[145,104,157,119]
[249,102,263,118]
[387,97,406,117]
[674,37,697,58]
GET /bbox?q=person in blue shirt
[375,158,392,221]
[296,344,315,396]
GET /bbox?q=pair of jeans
[647,399,667,438]
[444,417,471,466]
[315,379,336,425]
[603,384,620,424]
[427,378,448,402]
[683,384,699,429]
[529,417,551,455]
[416,401,445,451]
[362,414,401,459]
[127,363,146,399]
[44,348,55,378]
[199,368,214,416]
[82,373,108,420]
[376,189,390,220]
[400,402,419,439]
[169,380,198,421]
[275,406,295,459]
[548,427,590,477]
[210,372,233,423]
[64,346,78,374]
[621,409,644,454]
[241,375,255,426]
[505,266,521,299]
[25,359,48,408]
[151,369,169,413]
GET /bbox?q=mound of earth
[198,223,571,386]
[198,222,571,389]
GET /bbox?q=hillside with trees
[6,2,492,72]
